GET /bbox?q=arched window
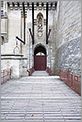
[37,13,44,37]
[1,36,4,45]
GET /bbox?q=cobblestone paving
[1,71,81,122]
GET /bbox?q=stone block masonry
[56,1,81,47]
[1,74,81,121]
[55,37,81,75]
[54,1,81,95]
[55,37,81,95]
[60,69,81,95]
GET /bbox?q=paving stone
[1,71,81,122]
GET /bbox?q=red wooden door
[34,56,46,70]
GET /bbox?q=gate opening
[34,44,47,71]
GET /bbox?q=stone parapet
[60,69,81,95]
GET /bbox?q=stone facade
[54,1,81,76]
[1,1,81,79]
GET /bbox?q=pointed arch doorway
[34,44,47,71]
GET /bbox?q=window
[1,36,4,45]
[37,12,44,37]
[1,10,4,16]
[1,1,3,8]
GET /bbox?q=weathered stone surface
[1,73,81,121]
[55,37,81,75]
[1,1,81,77]
[56,1,81,47]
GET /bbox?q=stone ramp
[1,76,81,122]
[32,71,49,76]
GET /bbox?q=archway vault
[34,44,47,71]
[34,44,47,55]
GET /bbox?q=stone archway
[34,44,47,71]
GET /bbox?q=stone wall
[54,1,81,94]
[1,55,28,78]
[54,1,81,76]
[55,37,81,76]
[56,1,81,48]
